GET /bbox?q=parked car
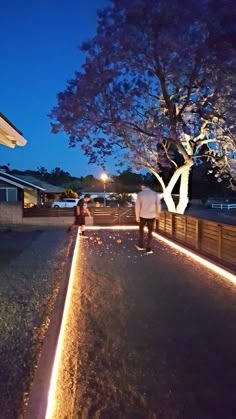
[50,198,79,208]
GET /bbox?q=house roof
[16,175,65,194]
[0,171,45,190]
[0,113,27,148]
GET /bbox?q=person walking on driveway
[75,194,92,237]
[135,181,161,254]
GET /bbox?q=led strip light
[45,231,80,419]
[152,231,236,285]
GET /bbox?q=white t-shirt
[135,188,160,219]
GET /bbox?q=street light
[101,173,108,207]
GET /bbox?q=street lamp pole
[101,173,108,207]
[103,181,106,207]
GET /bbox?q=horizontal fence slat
[222,243,236,254]
[222,241,236,251]
[186,233,196,241]
[200,247,218,257]
[200,239,218,250]
[222,234,236,244]
[222,251,236,262]
[201,232,218,241]
[222,231,236,240]
[222,224,236,232]
[201,223,219,232]
[222,253,236,264]
[201,225,218,233]
[186,230,196,238]
[186,223,196,231]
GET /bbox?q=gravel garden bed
[0,228,71,419]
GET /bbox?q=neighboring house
[0,170,45,207]
[15,175,65,203]
[0,112,27,148]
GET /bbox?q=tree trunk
[151,160,193,213]
[151,172,177,212]
[162,189,176,212]
[176,164,192,214]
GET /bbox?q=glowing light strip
[45,231,81,419]
[87,225,138,230]
[152,231,236,285]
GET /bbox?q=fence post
[217,224,222,259]
[195,219,200,250]
[184,215,187,241]
[163,212,166,235]
[170,213,173,238]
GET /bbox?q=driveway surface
[52,228,236,419]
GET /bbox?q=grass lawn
[0,229,71,419]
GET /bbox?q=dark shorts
[75,215,85,226]
[140,218,155,230]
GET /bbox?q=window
[0,188,18,202]
[0,189,6,202]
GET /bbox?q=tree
[112,167,143,191]
[111,167,143,204]
[46,193,55,200]
[190,164,232,201]
[79,174,99,188]
[37,166,49,179]
[61,189,78,198]
[0,164,11,173]
[50,0,236,213]
[49,167,72,186]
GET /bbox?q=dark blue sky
[0,0,114,177]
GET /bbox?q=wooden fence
[23,207,75,217]
[158,212,236,271]
[23,207,136,222]
[93,207,136,225]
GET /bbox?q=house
[0,170,45,207]
[14,175,65,203]
[0,171,66,207]
[0,112,27,148]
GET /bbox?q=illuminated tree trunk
[152,160,193,214]
[153,171,179,213]
[162,189,176,212]
[176,165,192,214]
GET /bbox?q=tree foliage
[61,189,79,198]
[51,0,235,184]
[50,0,236,212]
[112,167,142,189]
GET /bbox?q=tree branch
[177,57,201,119]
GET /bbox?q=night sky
[0,0,112,177]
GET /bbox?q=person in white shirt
[135,181,161,254]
